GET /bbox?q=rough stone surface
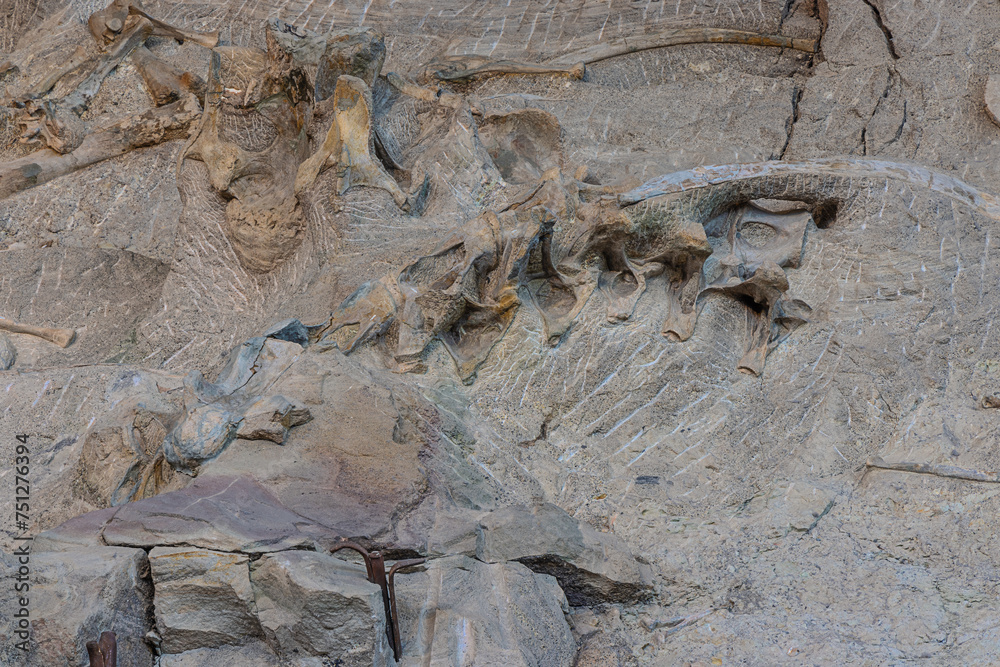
[0,546,153,667]
[102,475,336,552]
[393,555,577,667]
[986,75,1000,128]
[158,641,281,666]
[149,547,262,654]
[33,506,119,552]
[251,550,393,666]
[6,0,1000,664]
[0,333,14,370]
[476,503,651,604]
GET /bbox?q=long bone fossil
[425,27,819,82]
[0,317,77,347]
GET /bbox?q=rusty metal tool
[86,631,116,667]
[330,541,425,661]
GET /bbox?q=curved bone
[0,318,76,348]
[619,158,1000,223]
[424,28,817,84]
[10,16,154,155]
[426,55,585,82]
[127,6,219,48]
[88,0,218,49]
[63,16,154,114]
[547,28,817,67]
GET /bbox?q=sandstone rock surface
[394,555,577,667]
[149,547,263,654]
[5,0,1000,664]
[251,550,394,666]
[0,547,153,666]
[102,475,335,552]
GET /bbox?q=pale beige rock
[159,641,280,666]
[986,75,1000,128]
[236,394,312,443]
[476,502,651,605]
[0,547,154,667]
[250,550,394,666]
[149,546,263,654]
[8,1,1000,665]
[393,555,576,667]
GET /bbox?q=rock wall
[3,0,1000,665]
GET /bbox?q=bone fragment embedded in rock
[131,46,206,106]
[88,0,218,49]
[332,74,409,208]
[0,94,201,200]
[424,55,586,82]
[0,317,76,347]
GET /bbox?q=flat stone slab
[159,642,280,666]
[34,505,119,552]
[103,475,337,552]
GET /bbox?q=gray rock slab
[150,547,263,654]
[394,555,576,667]
[476,503,651,605]
[103,475,336,552]
[163,403,240,474]
[251,550,393,667]
[0,332,14,370]
[264,318,310,347]
[0,546,153,667]
[159,641,280,666]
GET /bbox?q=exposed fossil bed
[3,0,1000,665]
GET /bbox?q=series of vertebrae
[7,2,1000,381]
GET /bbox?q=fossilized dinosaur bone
[425,28,818,82]
[316,205,552,381]
[28,45,89,99]
[296,73,429,209]
[524,193,714,343]
[424,56,585,82]
[88,0,218,49]
[330,74,408,207]
[619,158,1000,222]
[603,157,1000,374]
[131,45,206,106]
[547,27,818,67]
[13,1,215,155]
[699,261,802,375]
[0,95,201,200]
[13,17,154,154]
[0,318,76,347]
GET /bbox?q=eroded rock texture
[4,0,1000,665]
